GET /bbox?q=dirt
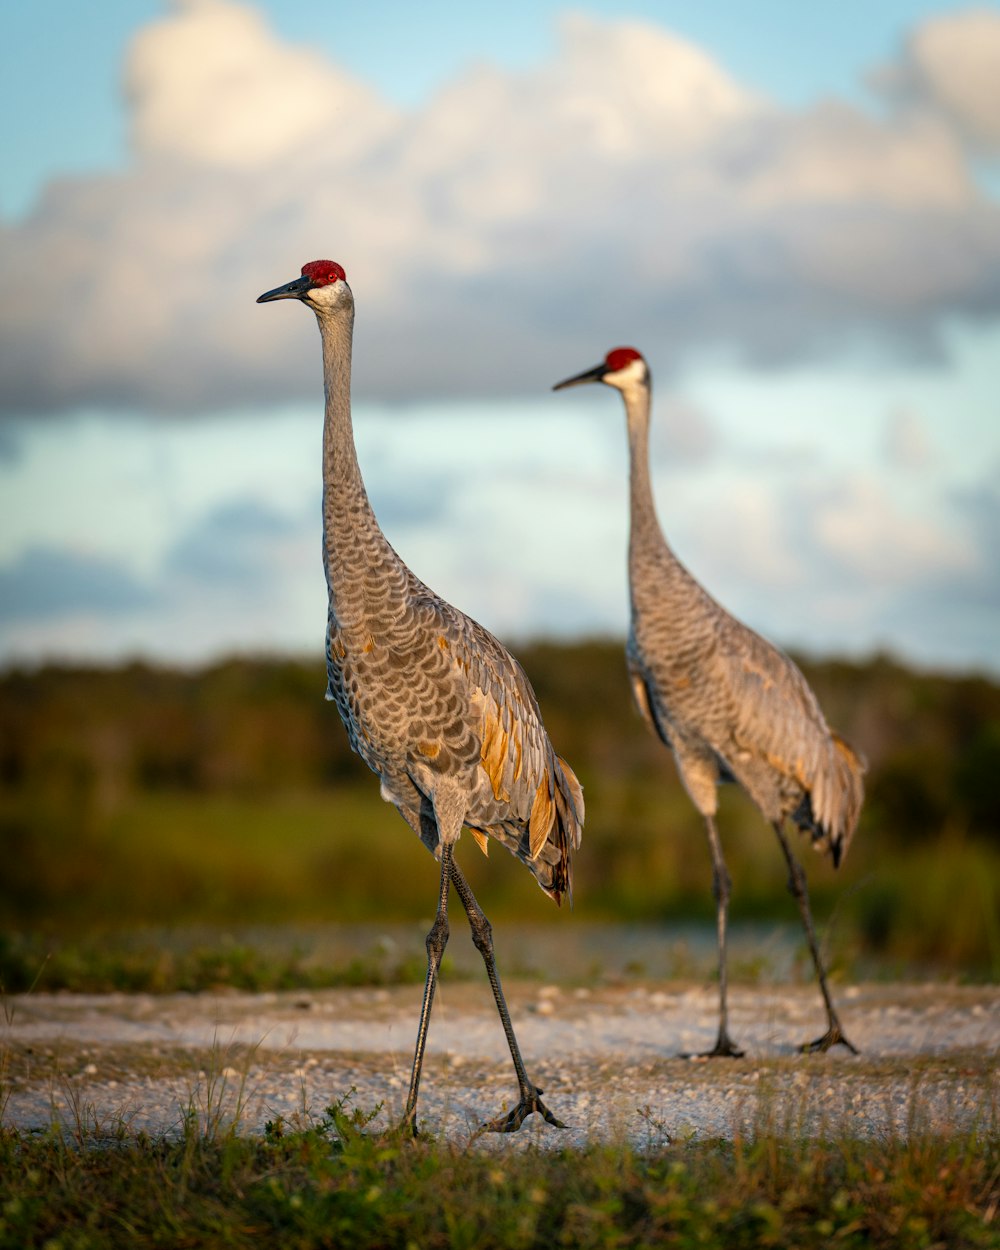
[4,979,997,1148]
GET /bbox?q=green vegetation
[2,643,999,988]
[0,1093,996,1249]
[0,928,438,994]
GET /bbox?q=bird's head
[256,260,351,313]
[552,347,649,395]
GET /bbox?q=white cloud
[677,478,806,590]
[2,1,1000,417]
[538,13,758,156]
[808,473,972,585]
[125,0,396,166]
[874,8,1000,150]
[739,103,973,209]
[883,406,933,470]
[650,396,719,466]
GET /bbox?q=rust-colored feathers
[448,614,584,905]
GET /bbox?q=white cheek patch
[616,359,647,386]
[307,281,346,309]
[607,358,647,390]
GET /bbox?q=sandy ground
[4,979,998,1148]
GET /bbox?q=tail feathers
[477,754,584,906]
[549,755,584,905]
[555,754,586,842]
[794,731,866,868]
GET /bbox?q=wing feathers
[529,775,556,859]
[431,606,582,903]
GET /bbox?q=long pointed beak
[552,363,607,391]
[256,274,313,303]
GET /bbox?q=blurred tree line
[3,641,998,837]
[2,641,998,975]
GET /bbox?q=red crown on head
[301,260,346,286]
[605,347,643,372]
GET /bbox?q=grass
[5,781,999,986]
[0,1091,997,1249]
[0,928,441,995]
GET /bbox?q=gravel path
[4,981,997,1148]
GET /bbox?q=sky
[1,0,999,674]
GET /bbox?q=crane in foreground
[257,261,583,1132]
[554,347,863,1058]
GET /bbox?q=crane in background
[554,347,863,1058]
[257,261,583,1133]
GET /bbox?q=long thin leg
[450,859,566,1133]
[402,841,454,1134]
[772,822,859,1055]
[686,814,744,1058]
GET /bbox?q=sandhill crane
[257,261,583,1132]
[554,347,863,1058]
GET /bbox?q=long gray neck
[621,381,691,609]
[315,304,394,621]
[318,303,365,513]
[622,382,668,558]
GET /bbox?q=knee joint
[426,915,449,960]
[469,912,493,956]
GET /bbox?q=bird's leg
[686,814,744,1058]
[402,840,454,1135]
[450,860,566,1133]
[772,822,859,1055]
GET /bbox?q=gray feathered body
[317,296,582,903]
[623,387,863,867]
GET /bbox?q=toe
[481,1091,567,1134]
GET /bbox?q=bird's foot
[801,1023,859,1055]
[682,1032,745,1060]
[398,1110,420,1139]
[479,1085,567,1135]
